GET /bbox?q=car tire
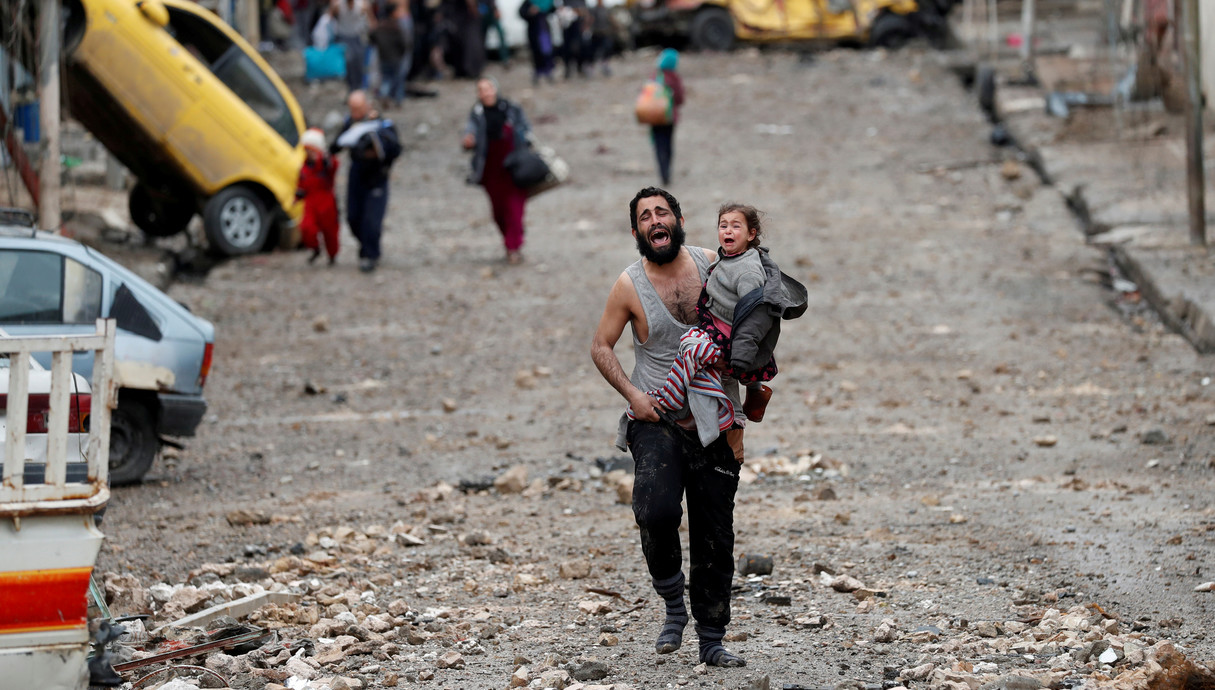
[63,0,87,55]
[869,11,917,49]
[129,184,194,238]
[690,7,734,52]
[109,399,157,486]
[203,186,271,256]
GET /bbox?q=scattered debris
[1001,159,1023,180]
[1140,429,1170,445]
[494,465,529,494]
[90,469,1214,689]
[736,554,774,576]
[226,509,271,526]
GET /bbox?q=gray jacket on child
[717,246,808,373]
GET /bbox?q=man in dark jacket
[331,89,402,272]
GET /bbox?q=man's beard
[636,220,686,265]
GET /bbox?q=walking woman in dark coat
[462,77,532,264]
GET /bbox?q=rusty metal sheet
[112,628,273,672]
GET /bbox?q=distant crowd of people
[282,0,640,273]
[266,0,620,102]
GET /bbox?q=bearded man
[590,187,746,668]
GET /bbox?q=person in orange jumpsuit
[297,127,341,265]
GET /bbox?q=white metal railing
[1,319,115,514]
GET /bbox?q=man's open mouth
[649,227,671,246]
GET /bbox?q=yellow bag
[635,80,673,125]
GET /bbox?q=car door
[163,4,303,206]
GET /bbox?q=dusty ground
[80,44,1215,689]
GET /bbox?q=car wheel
[203,186,270,256]
[63,0,87,54]
[690,7,734,52]
[109,400,157,486]
[869,11,917,50]
[129,184,194,238]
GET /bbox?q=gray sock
[652,572,688,654]
[696,624,746,667]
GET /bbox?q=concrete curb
[987,67,1215,355]
[1109,244,1215,353]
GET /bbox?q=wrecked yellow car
[60,0,306,255]
[628,0,956,51]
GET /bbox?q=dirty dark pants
[346,177,388,261]
[627,419,739,629]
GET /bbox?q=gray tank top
[628,247,711,393]
[616,247,738,449]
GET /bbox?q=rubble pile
[738,451,848,485]
[98,467,656,689]
[96,466,1213,690]
[865,606,1214,690]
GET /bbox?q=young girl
[629,204,807,442]
[699,203,782,422]
[296,127,340,265]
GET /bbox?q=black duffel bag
[502,148,550,188]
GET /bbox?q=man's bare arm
[591,272,661,422]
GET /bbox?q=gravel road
[88,46,1215,690]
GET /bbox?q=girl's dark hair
[717,203,764,249]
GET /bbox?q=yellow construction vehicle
[628,0,956,51]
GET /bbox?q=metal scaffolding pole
[38,0,61,232]
[1020,0,1036,80]
[1181,0,1206,246]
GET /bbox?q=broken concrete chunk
[830,575,865,593]
[226,509,271,526]
[568,658,610,681]
[540,669,572,689]
[494,465,529,494]
[902,662,935,681]
[205,652,245,677]
[974,621,1001,638]
[285,655,318,680]
[558,559,592,579]
[577,599,612,616]
[873,619,899,643]
[437,651,465,669]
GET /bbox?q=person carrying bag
[641,48,683,186]
[462,77,537,264]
